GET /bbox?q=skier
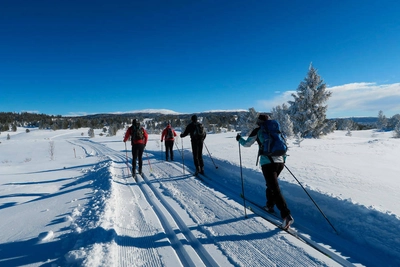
[180,115,206,175]
[236,114,294,229]
[161,122,177,161]
[123,119,148,175]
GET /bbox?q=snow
[0,127,399,266]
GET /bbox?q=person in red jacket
[123,119,148,175]
[161,122,177,161]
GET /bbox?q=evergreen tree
[288,64,334,138]
[376,110,387,131]
[237,108,258,136]
[394,121,400,138]
[271,103,293,138]
[388,114,400,130]
[88,128,95,138]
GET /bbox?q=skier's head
[191,115,198,122]
[132,119,136,125]
[257,114,269,126]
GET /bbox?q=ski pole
[145,149,153,172]
[285,165,339,235]
[124,142,130,176]
[204,142,218,169]
[238,139,247,218]
[181,138,185,175]
[174,140,182,156]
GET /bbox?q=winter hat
[132,119,136,124]
[258,114,269,121]
[191,115,198,122]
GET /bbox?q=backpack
[166,127,174,139]
[259,119,287,157]
[131,122,144,141]
[193,122,206,140]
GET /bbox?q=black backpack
[131,122,144,141]
[193,122,206,140]
[166,128,174,139]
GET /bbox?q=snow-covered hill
[0,128,399,266]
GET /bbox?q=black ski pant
[165,140,174,160]
[191,140,204,172]
[261,163,291,219]
[131,143,145,173]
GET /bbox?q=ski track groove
[71,138,340,266]
[151,161,329,266]
[72,139,166,266]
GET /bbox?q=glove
[180,134,183,138]
[236,134,241,141]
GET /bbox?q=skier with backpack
[236,114,294,230]
[123,119,148,176]
[161,122,177,161]
[180,114,206,175]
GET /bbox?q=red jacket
[161,125,177,141]
[124,126,148,145]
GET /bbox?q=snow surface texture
[0,128,399,266]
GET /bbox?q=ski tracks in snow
[73,138,341,266]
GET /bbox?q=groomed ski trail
[71,138,344,266]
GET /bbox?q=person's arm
[238,128,259,147]
[180,124,191,138]
[123,127,131,142]
[161,128,166,141]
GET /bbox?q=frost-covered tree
[387,114,400,130]
[237,108,259,136]
[88,128,95,138]
[108,124,118,136]
[336,119,356,131]
[271,103,294,138]
[376,110,388,131]
[394,121,400,138]
[288,64,335,138]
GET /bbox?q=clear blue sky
[1,0,399,118]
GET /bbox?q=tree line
[2,64,399,138]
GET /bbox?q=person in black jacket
[180,115,206,175]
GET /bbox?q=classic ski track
[76,139,220,266]
[71,139,343,266]
[70,139,167,266]
[138,172,220,267]
[187,163,355,267]
[150,161,337,267]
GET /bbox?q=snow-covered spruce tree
[288,64,335,138]
[237,107,259,136]
[387,114,400,130]
[394,121,400,138]
[271,103,294,138]
[376,110,388,131]
[88,128,95,138]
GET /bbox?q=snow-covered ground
[0,127,399,266]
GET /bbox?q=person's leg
[131,145,138,173]
[166,141,173,160]
[165,141,169,160]
[198,141,204,172]
[170,141,174,160]
[137,144,145,174]
[262,163,290,218]
[191,141,200,171]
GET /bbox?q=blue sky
[1,0,399,118]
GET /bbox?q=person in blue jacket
[236,114,294,230]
